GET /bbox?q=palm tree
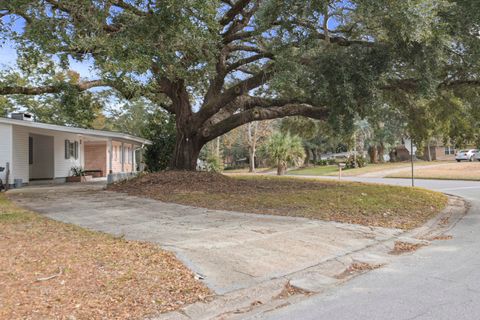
[264,132,305,175]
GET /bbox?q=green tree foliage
[141,110,176,172]
[280,117,351,164]
[263,132,305,175]
[0,67,105,127]
[1,0,480,170]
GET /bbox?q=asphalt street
[252,177,480,320]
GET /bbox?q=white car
[455,149,478,162]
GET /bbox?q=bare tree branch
[109,0,149,16]
[226,52,274,73]
[219,0,251,26]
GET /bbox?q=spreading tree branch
[203,103,328,140]
[0,80,107,95]
[197,66,275,126]
[220,0,251,26]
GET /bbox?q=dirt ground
[0,194,210,320]
[109,171,447,230]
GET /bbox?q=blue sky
[0,41,97,80]
[0,15,96,79]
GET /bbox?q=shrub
[205,154,223,172]
[263,132,305,175]
[345,155,367,169]
[316,159,329,166]
[142,112,176,172]
[70,166,85,177]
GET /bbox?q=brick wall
[84,142,107,176]
[84,141,136,176]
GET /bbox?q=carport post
[121,142,125,172]
[132,146,136,172]
[108,139,113,174]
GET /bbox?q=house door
[29,134,54,180]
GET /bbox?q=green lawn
[288,165,339,176]
[289,161,431,177]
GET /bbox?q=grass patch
[288,165,339,176]
[223,167,271,174]
[109,172,448,230]
[289,162,431,177]
[0,194,210,319]
[387,162,480,181]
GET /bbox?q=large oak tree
[1,0,479,169]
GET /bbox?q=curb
[154,195,468,320]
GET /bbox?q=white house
[0,113,151,187]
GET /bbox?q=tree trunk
[249,144,256,173]
[170,97,204,170]
[216,137,221,160]
[368,145,378,163]
[427,141,432,161]
[171,135,203,170]
[247,122,257,173]
[304,147,311,166]
[377,143,385,163]
[277,161,286,175]
[169,81,205,171]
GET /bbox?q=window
[74,141,78,159]
[445,146,455,155]
[128,147,131,163]
[114,146,118,161]
[29,137,33,165]
[65,140,79,159]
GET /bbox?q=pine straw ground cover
[109,171,448,230]
[0,195,210,320]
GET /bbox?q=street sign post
[338,163,346,180]
[410,139,414,187]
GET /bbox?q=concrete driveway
[252,178,480,320]
[8,183,401,294]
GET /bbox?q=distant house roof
[0,117,151,145]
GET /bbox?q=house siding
[54,133,84,178]
[0,123,13,184]
[11,125,84,182]
[421,146,457,161]
[12,125,29,184]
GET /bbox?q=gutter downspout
[134,144,145,172]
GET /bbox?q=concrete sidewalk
[9,184,401,295]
